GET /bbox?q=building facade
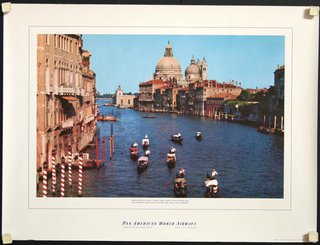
[113,85,136,108]
[37,34,96,170]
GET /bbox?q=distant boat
[103,103,113,106]
[143,115,156,118]
[97,115,118,122]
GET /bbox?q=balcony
[45,84,54,94]
[55,86,76,95]
[62,118,74,129]
[84,115,95,124]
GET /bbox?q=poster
[2,4,318,242]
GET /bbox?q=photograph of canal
[36,34,285,198]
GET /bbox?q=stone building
[113,85,136,108]
[139,80,166,111]
[37,34,96,170]
[274,65,285,107]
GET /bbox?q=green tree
[237,90,253,101]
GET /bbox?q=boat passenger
[145,149,151,157]
[211,169,218,178]
[169,147,176,153]
[178,168,185,177]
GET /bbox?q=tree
[237,90,253,101]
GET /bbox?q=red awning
[61,96,78,101]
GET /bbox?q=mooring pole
[42,162,48,198]
[78,154,83,197]
[67,145,72,187]
[60,164,65,197]
[95,138,100,168]
[109,136,112,160]
[51,149,57,195]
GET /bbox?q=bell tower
[201,57,207,81]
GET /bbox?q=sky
[82,35,285,94]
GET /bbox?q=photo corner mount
[309,6,319,16]
[2,233,13,244]
[1,2,11,14]
[308,231,319,243]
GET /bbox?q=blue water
[39,98,284,198]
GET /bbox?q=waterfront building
[113,85,136,108]
[139,42,242,115]
[37,34,96,170]
[138,80,166,111]
[274,65,285,107]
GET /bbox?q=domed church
[153,41,184,86]
[185,55,207,83]
[153,42,207,86]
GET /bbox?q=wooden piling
[109,137,112,160]
[274,115,277,129]
[68,146,72,187]
[78,155,83,197]
[281,116,284,130]
[51,149,56,194]
[61,164,65,197]
[42,168,47,198]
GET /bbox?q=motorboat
[171,133,183,144]
[130,143,139,159]
[195,131,202,140]
[166,152,176,168]
[205,177,219,197]
[142,135,150,150]
[174,175,187,197]
[137,156,149,172]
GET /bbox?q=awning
[61,96,78,101]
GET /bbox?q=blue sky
[82,35,284,94]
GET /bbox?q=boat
[143,115,156,119]
[205,178,219,197]
[166,152,176,168]
[144,149,151,157]
[142,135,150,150]
[174,175,187,197]
[171,133,183,144]
[97,115,118,122]
[102,103,113,106]
[130,143,139,159]
[195,132,202,140]
[257,126,270,134]
[137,156,149,172]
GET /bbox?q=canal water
[38,99,284,198]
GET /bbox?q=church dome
[156,56,181,71]
[185,64,200,75]
[185,55,200,76]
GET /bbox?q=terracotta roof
[157,85,169,90]
[207,92,238,100]
[140,80,166,86]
